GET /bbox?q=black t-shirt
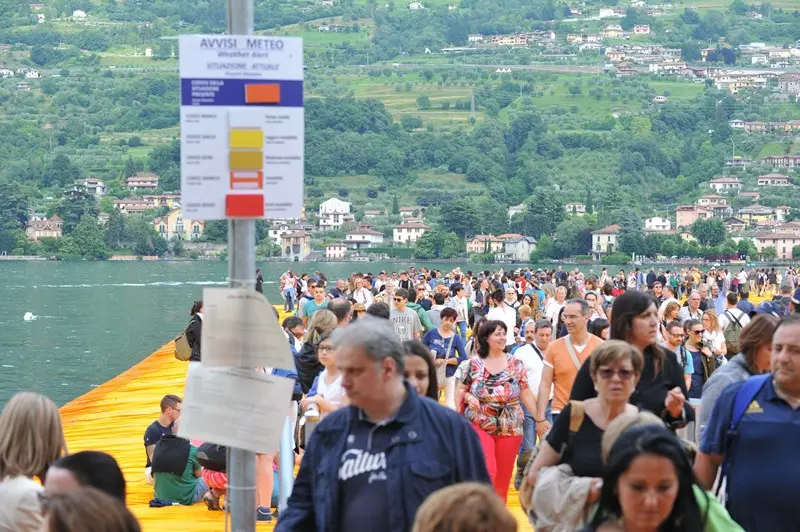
[545,402,604,478]
[570,346,694,424]
[144,420,173,467]
[338,415,395,531]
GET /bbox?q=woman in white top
[544,285,567,329]
[701,309,727,360]
[301,332,347,419]
[486,289,518,348]
[0,392,67,532]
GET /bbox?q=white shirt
[487,305,517,346]
[353,287,374,308]
[316,369,345,411]
[514,343,553,400]
[545,300,565,328]
[0,476,43,532]
[718,308,750,331]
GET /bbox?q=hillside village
[24,150,797,263]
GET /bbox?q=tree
[103,208,126,249]
[568,85,582,97]
[793,246,800,259]
[43,154,80,188]
[171,239,185,256]
[71,215,109,259]
[0,182,30,232]
[203,220,228,242]
[416,96,431,110]
[691,218,725,247]
[257,239,281,257]
[414,227,462,259]
[553,217,595,258]
[585,187,594,215]
[440,198,480,239]
[391,195,400,215]
[737,238,757,259]
[54,187,99,234]
[510,189,565,239]
[617,210,644,254]
[761,246,777,260]
[532,234,554,260]
[400,115,422,131]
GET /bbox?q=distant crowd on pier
[2,262,799,531]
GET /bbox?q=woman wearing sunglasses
[681,319,716,401]
[523,341,642,529]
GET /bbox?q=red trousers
[472,425,522,502]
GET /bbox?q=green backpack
[723,310,744,355]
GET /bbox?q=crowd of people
[2,262,799,531]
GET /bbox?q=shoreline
[2,255,798,267]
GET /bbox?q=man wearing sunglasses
[662,320,693,389]
[681,319,716,400]
[390,289,423,341]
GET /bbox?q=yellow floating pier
[59,341,533,531]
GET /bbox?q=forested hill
[0,0,799,260]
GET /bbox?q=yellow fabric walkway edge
[59,340,533,531]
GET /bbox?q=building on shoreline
[393,221,429,244]
[591,224,620,260]
[281,231,312,261]
[345,227,385,250]
[152,208,204,240]
[25,216,63,241]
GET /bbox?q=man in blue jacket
[276,317,490,532]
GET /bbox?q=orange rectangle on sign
[230,171,263,189]
[245,84,281,104]
[226,194,265,218]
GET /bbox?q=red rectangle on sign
[245,84,281,104]
[226,194,265,218]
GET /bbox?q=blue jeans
[283,288,295,312]
[518,400,553,466]
[192,478,209,504]
[456,321,467,340]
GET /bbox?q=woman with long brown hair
[570,291,694,427]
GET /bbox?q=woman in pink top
[457,320,539,502]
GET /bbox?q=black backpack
[197,443,227,472]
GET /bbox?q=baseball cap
[754,301,782,318]
[792,288,800,305]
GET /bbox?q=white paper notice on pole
[201,287,294,370]
[178,363,294,454]
[178,34,304,220]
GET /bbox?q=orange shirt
[543,334,604,412]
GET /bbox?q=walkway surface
[60,340,533,531]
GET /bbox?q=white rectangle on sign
[178,363,294,454]
[179,34,304,221]
[201,287,295,370]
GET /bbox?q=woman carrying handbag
[423,307,467,409]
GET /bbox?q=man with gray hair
[679,291,704,323]
[277,318,489,532]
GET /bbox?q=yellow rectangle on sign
[230,129,264,149]
[229,150,263,171]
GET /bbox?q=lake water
[2,260,519,405]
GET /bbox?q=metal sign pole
[226,1,256,530]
